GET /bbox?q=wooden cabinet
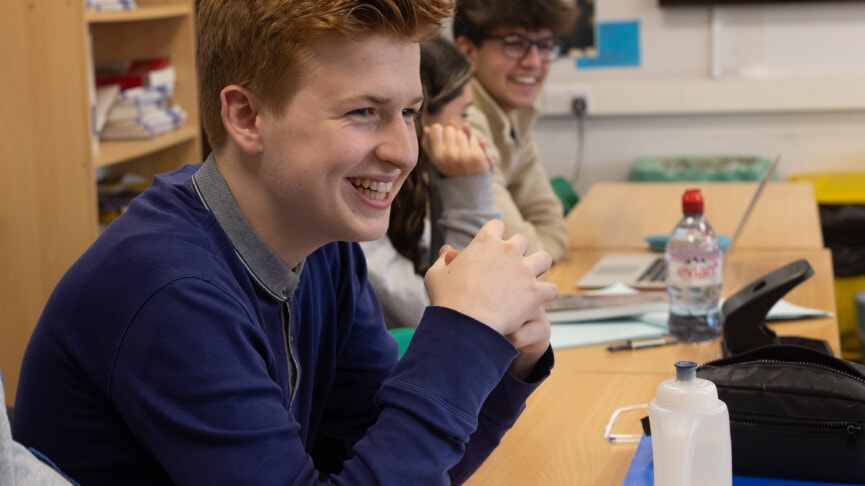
[0,0,201,404]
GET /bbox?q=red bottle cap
[682,189,704,214]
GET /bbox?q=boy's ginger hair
[197,0,454,150]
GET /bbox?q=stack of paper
[94,58,187,141]
[101,105,187,141]
[87,0,137,11]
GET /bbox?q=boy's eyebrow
[348,94,425,107]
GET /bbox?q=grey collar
[191,154,301,302]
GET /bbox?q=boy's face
[256,33,423,246]
[461,27,554,114]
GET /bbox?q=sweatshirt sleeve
[466,94,568,262]
[107,285,535,485]
[368,307,552,484]
[449,345,555,484]
[428,168,502,261]
[493,139,568,261]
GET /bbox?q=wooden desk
[466,371,661,485]
[547,248,841,372]
[567,182,824,250]
[465,247,839,485]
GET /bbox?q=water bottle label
[668,283,723,307]
[667,255,722,287]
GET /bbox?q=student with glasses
[454,0,576,262]
[482,34,564,62]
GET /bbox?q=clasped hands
[425,219,558,380]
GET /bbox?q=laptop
[575,155,781,290]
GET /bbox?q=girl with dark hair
[361,36,499,329]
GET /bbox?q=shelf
[93,125,199,168]
[0,0,201,407]
[85,4,191,23]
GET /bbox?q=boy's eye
[488,33,562,62]
[402,108,420,120]
[502,38,525,50]
[350,108,372,117]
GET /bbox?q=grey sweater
[2,374,74,485]
[360,170,500,329]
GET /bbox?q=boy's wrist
[508,346,551,382]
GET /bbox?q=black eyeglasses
[482,34,562,63]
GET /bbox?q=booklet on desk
[545,287,669,349]
[549,318,668,350]
[545,292,668,323]
[624,434,857,486]
[544,282,830,350]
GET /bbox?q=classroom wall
[537,0,865,197]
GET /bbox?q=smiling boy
[12,1,558,484]
[454,0,577,262]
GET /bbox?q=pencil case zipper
[729,414,865,436]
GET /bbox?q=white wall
[538,0,865,197]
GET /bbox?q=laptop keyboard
[636,258,667,283]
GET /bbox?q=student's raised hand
[422,122,492,177]
[424,220,558,337]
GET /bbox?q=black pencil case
[696,344,865,484]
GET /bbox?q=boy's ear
[454,36,477,67]
[220,85,262,154]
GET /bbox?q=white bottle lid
[654,361,720,410]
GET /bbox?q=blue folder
[624,434,858,486]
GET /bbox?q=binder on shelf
[96,57,174,93]
[92,84,121,137]
[86,25,99,148]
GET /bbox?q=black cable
[569,98,586,187]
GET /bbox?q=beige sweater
[467,79,568,261]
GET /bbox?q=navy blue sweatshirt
[13,159,553,485]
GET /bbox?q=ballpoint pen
[607,335,678,352]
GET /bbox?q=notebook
[545,291,669,323]
[623,434,849,485]
[575,156,781,290]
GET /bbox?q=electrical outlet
[571,96,587,116]
[542,82,591,116]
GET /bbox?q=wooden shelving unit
[0,0,201,404]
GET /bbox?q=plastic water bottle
[665,188,723,342]
[648,361,732,486]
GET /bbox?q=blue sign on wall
[577,20,641,69]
